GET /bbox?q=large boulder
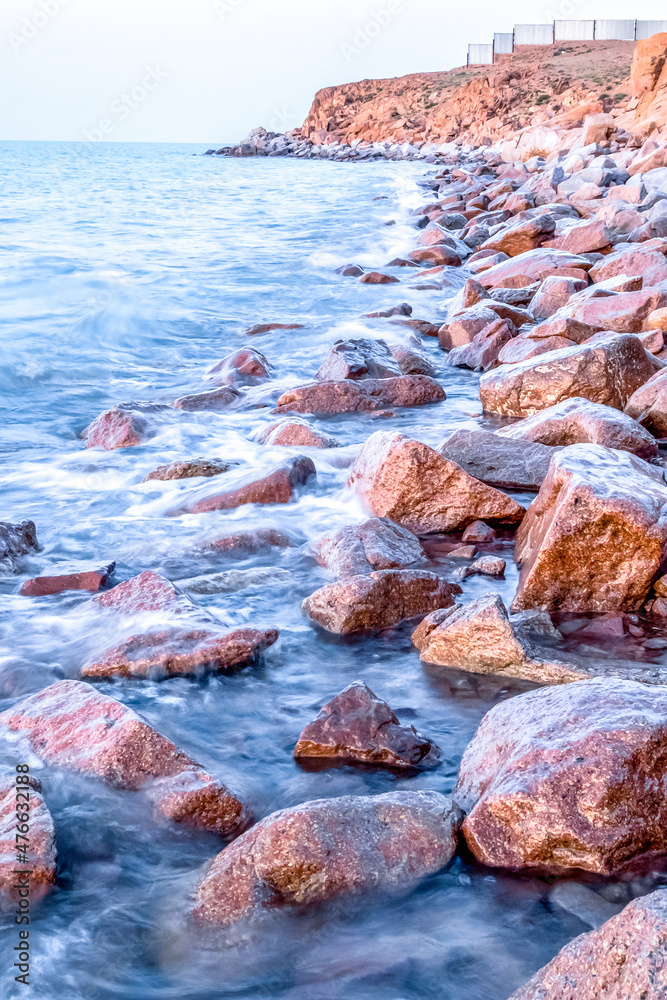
[557,287,667,334]
[625,368,667,436]
[0,520,38,575]
[479,334,660,417]
[446,318,516,371]
[20,563,115,597]
[480,214,556,257]
[314,517,424,578]
[348,431,525,534]
[589,246,667,287]
[477,249,592,289]
[192,791,461,927]
[412,594,585,684]
[508,889,667,1000]
[82,571,279,679]
[167,457,315,515]
[294,681,441,769]
[302,569,460,635]
[439,428,558,490]
[0,774,56,903]
[455,678,667,875]
[315,339,401,381]
[0,680,247,835]
[438,304,499,350]
[512,444,667,614]
[274,376,445,415]
[496,397,659,459]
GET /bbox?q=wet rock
[20,563,115,597]
[0,773,56,903]
[439,428,557,491]
[389,345,436,376]
[462,521,496,544]
[359,271,399,285]
[258,418,340,448]
[144,459,234,482]
[171,386,241,412]
[509,889,667,1000]
[449,544,477,559]
[335,264,364,277]
[477,249,592,289]
[438,304,499,350]
[481,215,556,257]
[589,246,667,287]
[315,339,401,381]
[178,568,292,595]
[82,403,167,450]
[625,368,667,436]
[0,520,39,575]
[302,569,460,635]
[274,376,445,416]
[497,335,575,365]
[204,348,271,386]
[561,287,667,335]
[526,314,603,345]
[480,334,660,417]
[314,517,424,578]
[529,276,587,321]
[548,881,623,929]
[364,302,412,318]
[408,246,462,267]
[168,457,316,515]
[349,431,525,534]
[447,318,516,371]
[455,678,667,875]
[198,528,295,557]
[557,219,613,255]
[0,680,246,836]
[512,444,667,614]
[413,594,584,685]
[294,681,441,770]
[464,555,506,577]
[192,790,460,927]
[496,397,659,459]
[245,322,305,336]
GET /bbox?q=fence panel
[494,32,514,54]
[468,43,494,65]
[594,19,636,40]
[636,20,667,39]
[554,20,595,41]
[514,24,555,46]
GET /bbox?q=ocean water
[0,141,657,1000]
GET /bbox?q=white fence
[514,24,555,46]
[467,43,494,65]
[555,19,595,41]
[594,19,637,40]
[494,32,514,54]
[636,20,667,38]
[467,18,667,64]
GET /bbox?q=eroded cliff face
[297,41,638,147]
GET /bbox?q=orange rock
[274,376,445,415]
[0,774,56,903]
[258,418,339,448]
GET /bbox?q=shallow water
[0,141,665,1000]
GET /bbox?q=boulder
[589,247,667,287]
[479,334,660,417]
[463,555,506,577]
[477,249,592,289]
[559,287,667,335]
[438,304,499,350]
[144,459,233,482]
[334,264,364,277]
[497,335,576,365]
[82,403,167,450]
[0,520,38,575]
[314,517,424,578]
[480,215,556,257]
[19,563,115,597]
[529,276,587,321]
[408,246,462,267]
[625,368,667,436]
[359,271,399,284]
[274,377,445,416]
[302,569,460,635]
[168,457,316,515]
[509,890,667,1000]
[171,386,241,411]
[294,681,441,769]
[446,318,516,371]
[557,219,613,255]
[315,339,401,381]
[192,791,461,927]
[0,680,246,836]
[496,397,659,459]
[438,428,557,490]
[198,528,295,557]
[413,594,584,684]
[348,431,525,533]
[526,314,603,344]
[462,521,496,544]
[581,113,615,145]
[455,678,667,874]
[204,348,271,386]
[0,773,56,903]
[389,345,436,376]
[258,418,339,448]
[512,444,667,613]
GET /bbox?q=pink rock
[408,245,462,267]
[168,457,316,515]
[315,339,401,381]
[389,345,436,376]
[0,773,56,903]
[462,521,496,544]
[204,348,271,386]
[245,322,304,336]
[82,404,163,450]
[563,286,667,334]
[0,680,247,836]
[438,304,499,350]
[590,247,667,287]
[625,368,667,436]
[314,517,424,578]
[359,271,399,285]
[20,563,115,597]
[274,377,445,415]
[447,318,516,371]
[478,249,592,289]
[258,419,339,448]
[171,386,241,411]
[497,335,575,365]
[529,276,588,321]
[558,219,613,254]
[294,681,442,769]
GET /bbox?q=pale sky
[2,0,666,143]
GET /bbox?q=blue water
[0,141,627,999]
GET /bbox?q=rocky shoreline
[5,30,667,1000]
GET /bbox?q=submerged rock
[144,459,234,482]
[245,322,304,336]
[171,386,241,412]
[82,403,168,450]
[274,376,445,415]
[294,681,442,769]
[192,791,460,927]
[314,517,424,578]
[0,520,39,575]
[20,563,115,597]
[0,680,247,836]
[0,773,57,904]
[455,678,667,875]
[302,569,460,635]
[412,594,584,684]
[438,428,558,490]
[258,418,340,449]
[204,348,271,386]
[496,397,659,459]
[198,528,295,557]
[349,431,525,533]
[512,444,667,613]
[509,889,667,1000]
[315,339,401,381]
[479,334,660,417]
[168,457,316,515]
